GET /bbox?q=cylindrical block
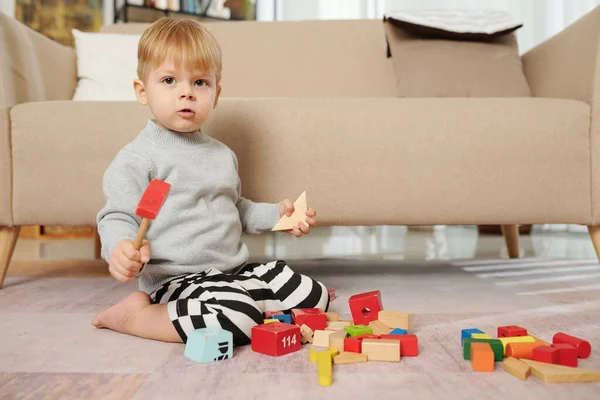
[505,342,545,359]
[553,332,591,358]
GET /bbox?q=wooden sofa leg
[501,225,520,258]
[94,227,102,260]
[587,226,600,261]
[0,226,21,289]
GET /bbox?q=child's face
[134,59,221,133]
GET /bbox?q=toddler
[92,17,329,346]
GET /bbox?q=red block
[380,334,419,356]
[348,290,383,325]
[552,343,578,367]
[136,179,171,220]
[264,311,284,318]
[497,325,528,338]
[343,334,379,353]
[291,308,327,331]
[553,332,592,359]
[251,322,301,357]
[532,346,559,364]
[328,288,336,302]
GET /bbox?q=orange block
[506,342,545,360]
[471,342,495,372]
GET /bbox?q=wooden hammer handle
[134,218,150,250]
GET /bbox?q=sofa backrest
[102,19,396,97]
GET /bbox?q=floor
[1,225,599,399]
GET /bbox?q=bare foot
[92,291,151,334]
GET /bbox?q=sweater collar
[142,119,210,148]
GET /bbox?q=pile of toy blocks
[462,325,600,383]
[250,289,418,386]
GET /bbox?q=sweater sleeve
[231,152,280,235]
[96,147,153,262]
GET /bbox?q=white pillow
[384,9,522,37]
[71,29,141,101]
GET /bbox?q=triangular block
[272,191,308,231]
[520,359,600,383]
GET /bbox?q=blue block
[184,327,233,363]
[461,328,484,346]
[269,314,292,324]
[389,328,407,335]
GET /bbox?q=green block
[463,338,503,362]
[344,325,373,337]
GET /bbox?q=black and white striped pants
[149,260,330,346]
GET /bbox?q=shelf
[114,1,243,24]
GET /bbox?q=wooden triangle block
[520,359,600,383]
[503,357,531,380]
[272,191,308,231]
[333,351,368,365]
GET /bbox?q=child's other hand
[279,199,317,237]
[109,239,151,282]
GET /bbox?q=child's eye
[162,77,175,85]
[195,80,208,87]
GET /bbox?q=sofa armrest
[521,6,600,106]
[0,12,77,226]
[522,6,600,223]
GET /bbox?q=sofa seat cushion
[10,98,591,226]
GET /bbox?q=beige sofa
[1,7,600,288]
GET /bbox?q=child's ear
[134,79,148,105]
[213,85,222,109]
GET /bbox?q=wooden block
[463,338,503,361]
[505,342,545,360]
[263,319,278,324]
[315,350,333,386]
[498,325,528,338]
[312,330,334,348]
[325,312,339,321]
[344,325,373,337]
[272,191,308,231]
[471,342,495,372]
[361,339,400,362]
[300,324,314,344]
[309,346,328,362]
[379,333,419,357]
[334,352,368,365]
[498,336,536,355]
[251,322,300,357]
[369,320,392,335]
[349,290,383,325]
[553,332,592,359]
[291,308,327,331]
[328,329,347,353]
[503,357,531,380]
[461,328,484,346]
[326,321,351,331]
[184,327,233,363]
[520,359,600,383]
[532,346,559,364]
[471,333,491,340]
[552,343,578,367]
[378,310,414,331]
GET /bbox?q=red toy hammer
[134,179,171,250]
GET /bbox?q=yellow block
[309,346,338,362]
[263,319,278,324]
[316,351,332,386]
[471,333,491,340]
[498,336,536,355]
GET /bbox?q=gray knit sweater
[96,120,281,294]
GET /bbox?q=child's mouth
[177,109,195,118]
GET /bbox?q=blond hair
[137,18,222,84]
